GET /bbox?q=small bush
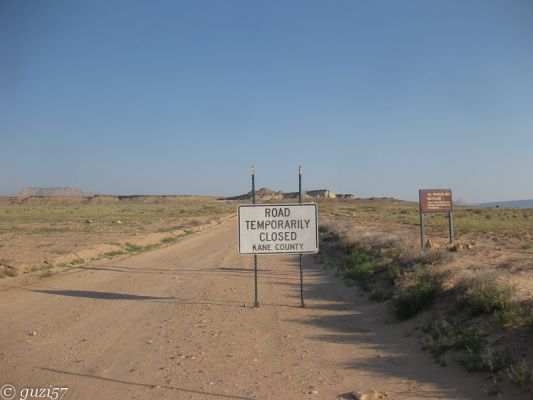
[392,247,450,273]
[161,236,179,244]
[458,277,516,315]
[39,269,53,279]
[421,319,458,358]
[369,287,393,302]
[318,224,331,233]
[125,243,143,252]
[341,249,377,289]
[331,234,350,252]
[381,264,401,285]
[458,346,512,373]
[391,268,449,320]
[421,319,488,359]
[529,318,533,332]
[158,225,184,233]
[392,280,439,319]
[103,250,126,258]
[520,242,533,250]
[495,305,533,328]
[507,360,533,387]
[2,268,17,277]
[343,261,376,289]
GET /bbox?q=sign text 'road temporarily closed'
[238,204,318,254]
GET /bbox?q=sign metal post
[449,211,454,243]
[251,164,259,308]
[298,165,304,308]
[240,165,318,307]
[419,209,425,248]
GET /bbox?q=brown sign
[419,189,452,213]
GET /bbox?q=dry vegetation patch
[0,196,236,276]
[316,198,533,393]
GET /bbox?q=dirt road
[0,219,488,399]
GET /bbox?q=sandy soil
[0,219,516,399]
[0,214,231,273]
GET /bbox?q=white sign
[238,203,318,255]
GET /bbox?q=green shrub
[458,278,516,315]
[103,250,126,258]
[391,248,449,272]
[161,236,179,244]
[507,360,533,387]
[125,243,143,252]
[420,318,513,376]
[495,305,533,328]
[421,319,458,358]
[392,281,439,319]
[39,269,53,279]
[458,346,512,373]
[391,266,450,320]
[369,287,393,302]
[343,261,376,288]
[379,264,401,285]
[343,249,374,268]
[1,268,17,278]
[158,225,183,233]
[421,319,489,359]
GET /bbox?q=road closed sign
[238,204,318,255]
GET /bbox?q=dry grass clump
[456,275,516,316]
[507,360,533,387]
[392,267,452,320]
[0,267,17,279]
[391,246,451,272]
[421,319,489,363]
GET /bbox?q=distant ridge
[6,187,93,198]
[477,199,533,208]
[224,187,353,201]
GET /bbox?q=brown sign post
[418,189,454,248]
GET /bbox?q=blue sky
[1,0,532,202]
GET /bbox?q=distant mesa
[225,188,354,201]
[229,187,284,201]
[1,190,217,206]
[7,187,94,198]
